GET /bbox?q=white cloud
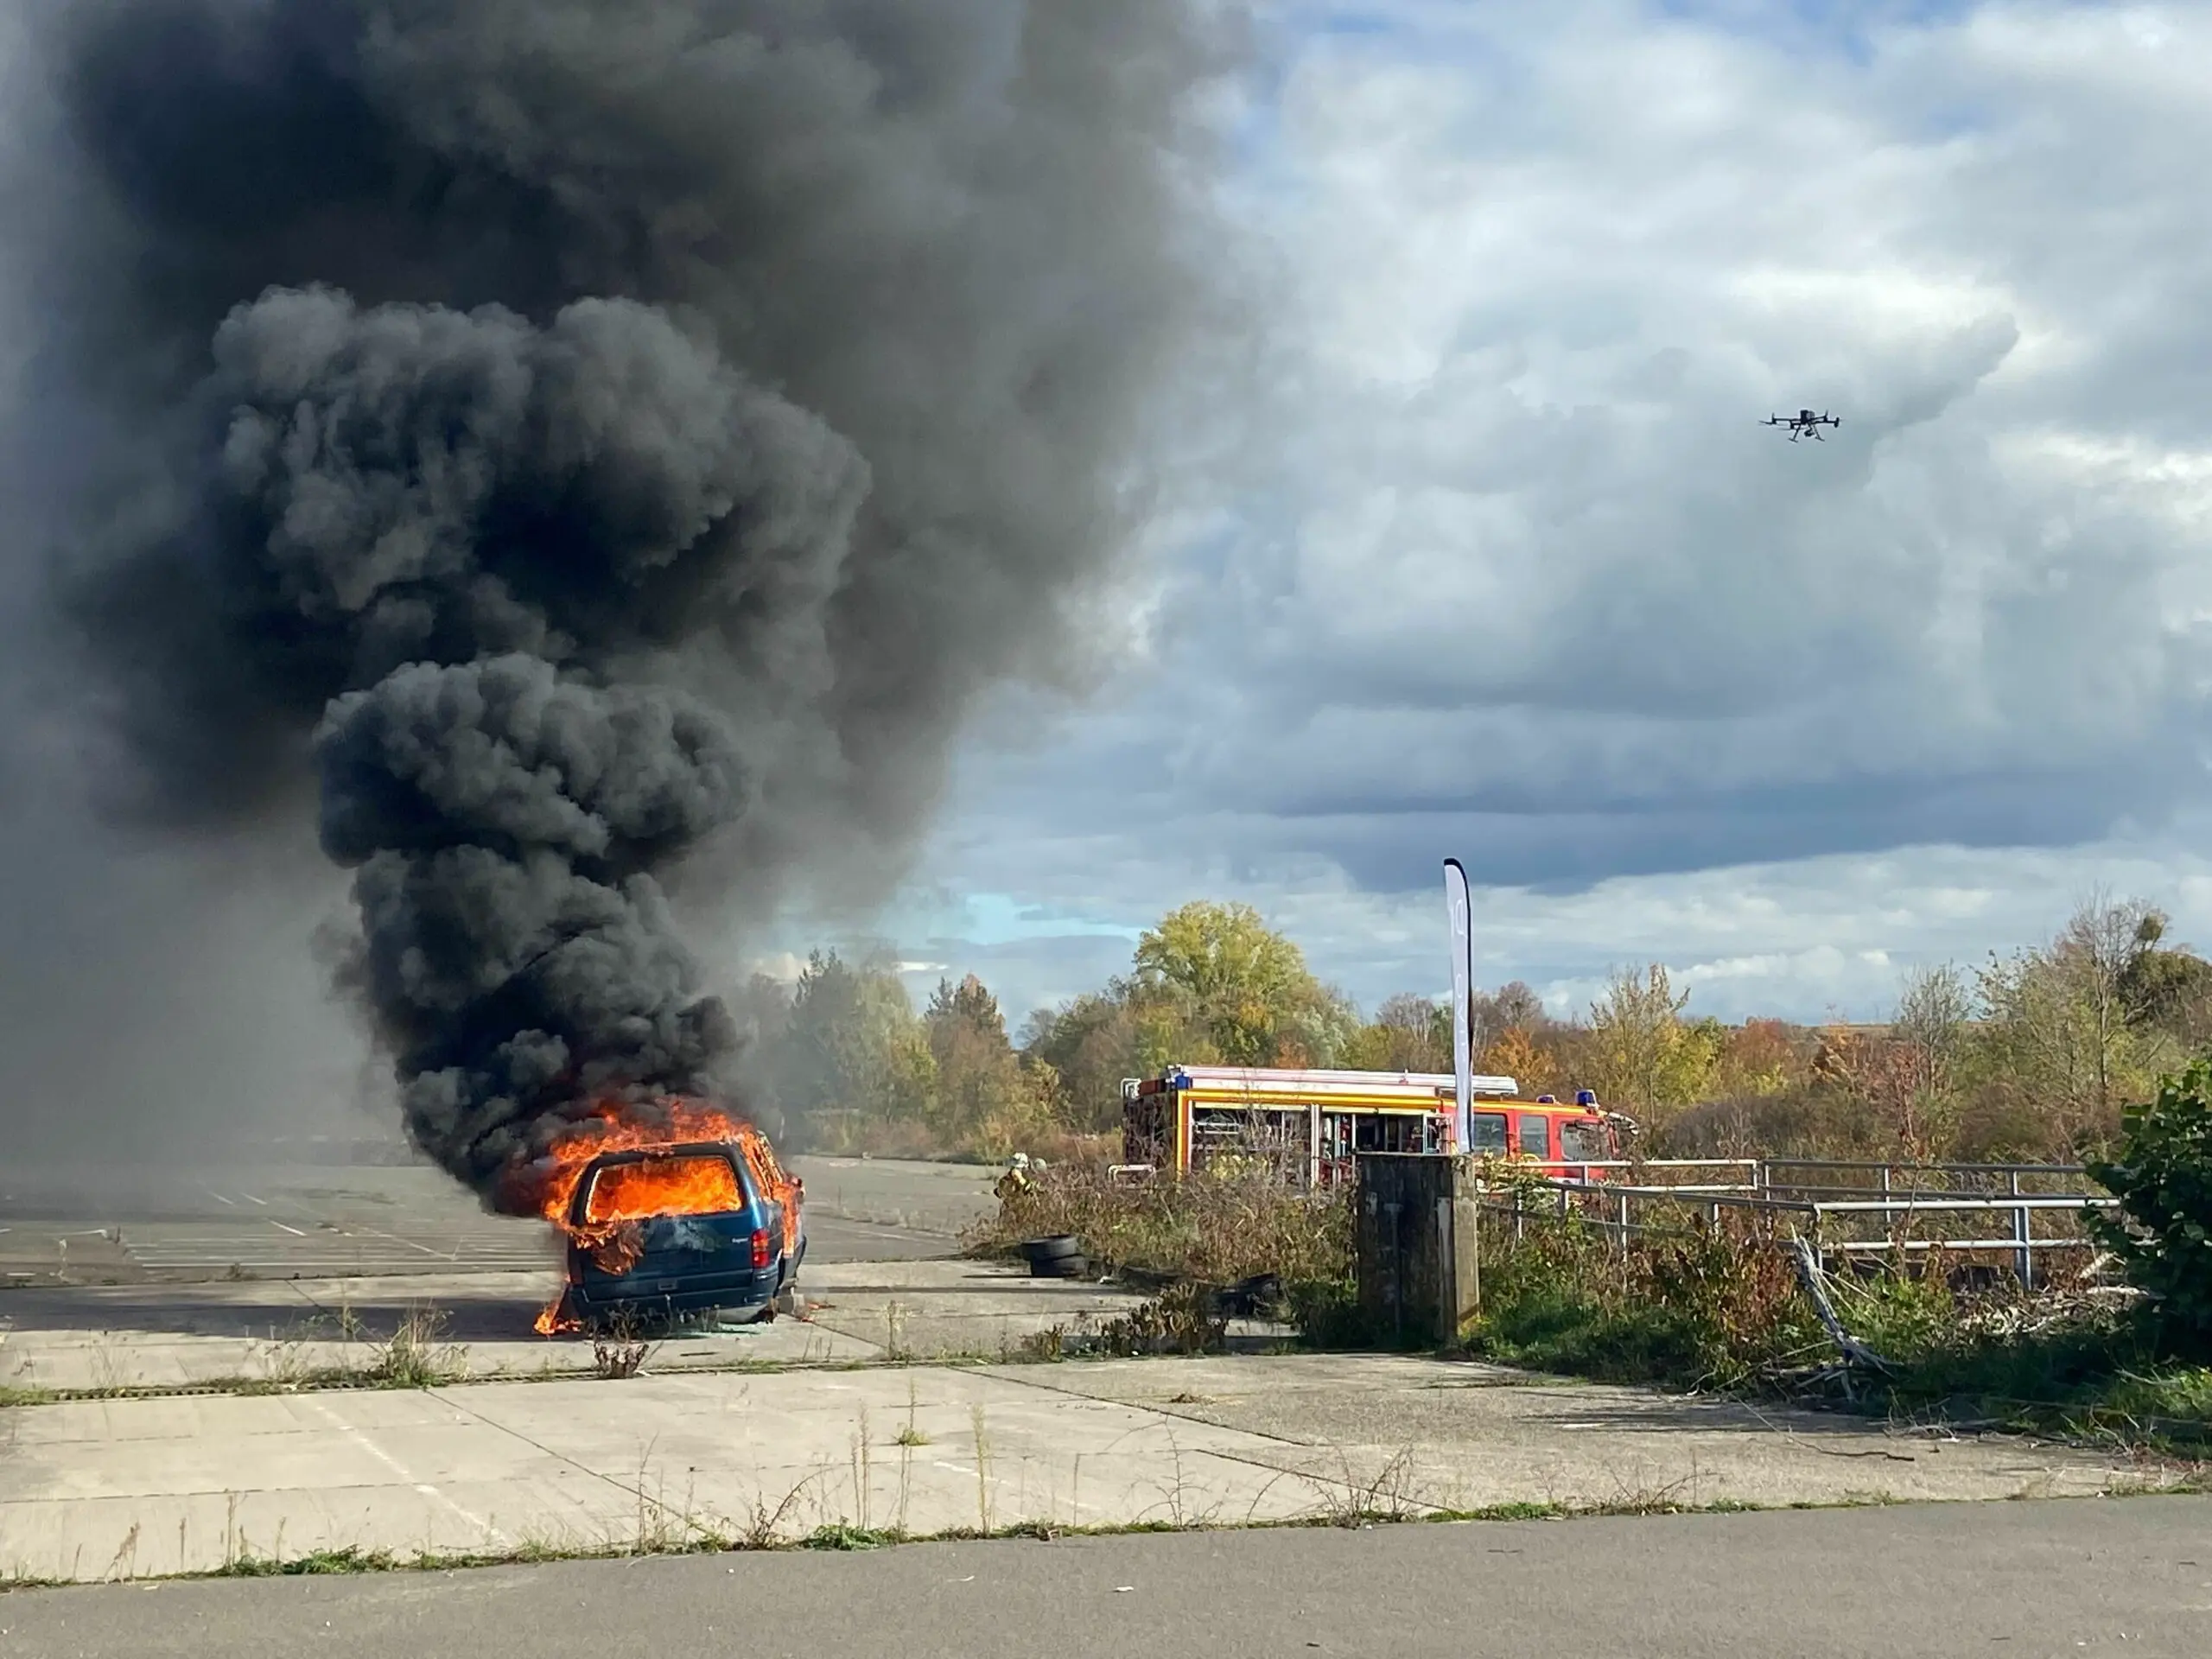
[877,1,2212,1025]
[872,828,2212,1028]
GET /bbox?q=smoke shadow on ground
[0,1281,554,1344]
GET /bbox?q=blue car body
[560,1140,805,1329]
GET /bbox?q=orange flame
[525,1096,800,1337]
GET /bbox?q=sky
[4,1,2212,1162]
[798,0,2212,1027]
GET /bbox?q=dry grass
[968,1161,1351,1289]
[593,1338,653,1380]
[368,1307,470,1389]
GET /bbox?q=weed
[214,1546,399,1577]
[1453,1500,1563,1522]
[593,1336,654,1381]
[1300,1446,1421,1527]
[896,1434,915,1538]
[1140,1429,1236,1530]
[737,1470,824,1549]
[86,1342,129,1397]
[370,1307,469,1389]
[1018,1322,1071,1361]
[971,1403,993,1534]
[104,1522,141,1582]
[851,1405,874,1533]
[804,1523,898,1551]
[1096,1282,1229,1356]
[895,1377,930,1446]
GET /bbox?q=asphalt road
[5,1497,2206,1658]
[0,1156,995,1283]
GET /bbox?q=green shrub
[1469,1211,1822,1389]
[2088,1060,2212,1357]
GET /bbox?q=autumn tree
[1584,963,1719,1118]
[1974,894,2178,1155]
[2117,913,2212,1050]
[1888,963,1972,1154]
[770,950,935,1147]
[924,976,1014,1141]
[1021,992,1138,1132]
[1133,901,1330,1066]
[1477,1025,1554,1096]
[1472,982,1548,1053]
[1710,1018,1801,1100]
[1344,992,1450,1073]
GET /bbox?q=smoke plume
[22,1,1236,1200]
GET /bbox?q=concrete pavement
[6,1496,2209,1658]
[0,1149,1040,1390]
[0,1155,998,1288]
[0,1347,2173,1584]
[0,1154,2196,1613]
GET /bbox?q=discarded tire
[1021,1235,1088,1278]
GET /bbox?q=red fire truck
[1121,1065,1632,1189]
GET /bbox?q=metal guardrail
[1482,1166,2118,1290]
[1115,1152,2117,1289]
[1537,1156,2101,1193]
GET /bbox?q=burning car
[537,1114,805,1335]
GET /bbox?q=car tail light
[751,1228,771,1268]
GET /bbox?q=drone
[1765,409,1840,442]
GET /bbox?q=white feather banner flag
[1444,857,1472,1153]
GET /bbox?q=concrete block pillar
[1355,1153,1481,1349]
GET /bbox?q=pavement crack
[426,1384,645,1498]
[972,1363,1315,1450]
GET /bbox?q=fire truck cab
[1121,1065,1629,1189]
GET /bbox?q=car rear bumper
[568,1255,795,1318]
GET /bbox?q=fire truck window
[1466,1113,1509,1154]
[1558,1120,1610,1161]
[1515,1114,1550,1158]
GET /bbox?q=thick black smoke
[317,655,754,1192]
[95,274,864,1189]
[23,0,1237,1198]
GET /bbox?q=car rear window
[1466,1112,1509,1154]
[1515,1114,1551,1158]
[582,1154,742,1225]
